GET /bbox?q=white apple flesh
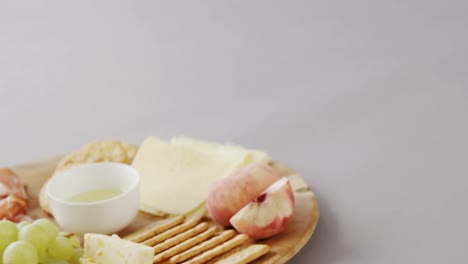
[230,177,295,240]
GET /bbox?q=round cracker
[39,140,138,215]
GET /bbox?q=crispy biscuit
[152,226,219,263]
[153,222,209,254]
[132,218,269,264]
[142,219,200,246]
[124,216,186,243]
[208,244,270,264]
[169,230,237,263]
[182,234,249,264]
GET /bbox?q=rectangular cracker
[143,218,200,246]
[124,216,186,243]
[154,222,209,254]
[176,233,249,264]
[153,226,219,263]
[169,230,237,263]
[209,244,270,264]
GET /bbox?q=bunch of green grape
[0,219,84,264]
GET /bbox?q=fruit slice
[230,177,295,240]
[207,163,281,226]
[2,241,38,264]
[0,220,18,257]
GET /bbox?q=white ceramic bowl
[47,162,140,235]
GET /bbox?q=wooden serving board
[11,157,319,264]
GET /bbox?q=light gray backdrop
[1,1,467,263]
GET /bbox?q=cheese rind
[132,137,247,215]
[83,233,154,264]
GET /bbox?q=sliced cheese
[132,137,246,215]
[170,136,271,164]
[83,233,154,264]
[80,258,96,264]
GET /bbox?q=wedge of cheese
[170,136,271,164]
[83,234,154,264]
[132,137,248,215]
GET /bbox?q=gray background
[1,1,467,263]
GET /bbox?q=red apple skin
[230,177,295,240]
[207,162,281,226]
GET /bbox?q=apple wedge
[230,177,295,240]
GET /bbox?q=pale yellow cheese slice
[79,258,95,264]
[170,136,271,164]
[132,137,247,215]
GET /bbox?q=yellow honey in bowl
[67,188,123,203]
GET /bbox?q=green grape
[16,220,31,230]
[34,219,59,242]
[69,248,84,264]
[0,220,18,256]
[48,237,73,261]
[18,224,51,252]
[2,241,38,264]
[69,236,80,248]
[37,247,48,263]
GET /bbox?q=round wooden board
[11,157,319,264]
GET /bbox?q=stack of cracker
[123,216,270,264]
